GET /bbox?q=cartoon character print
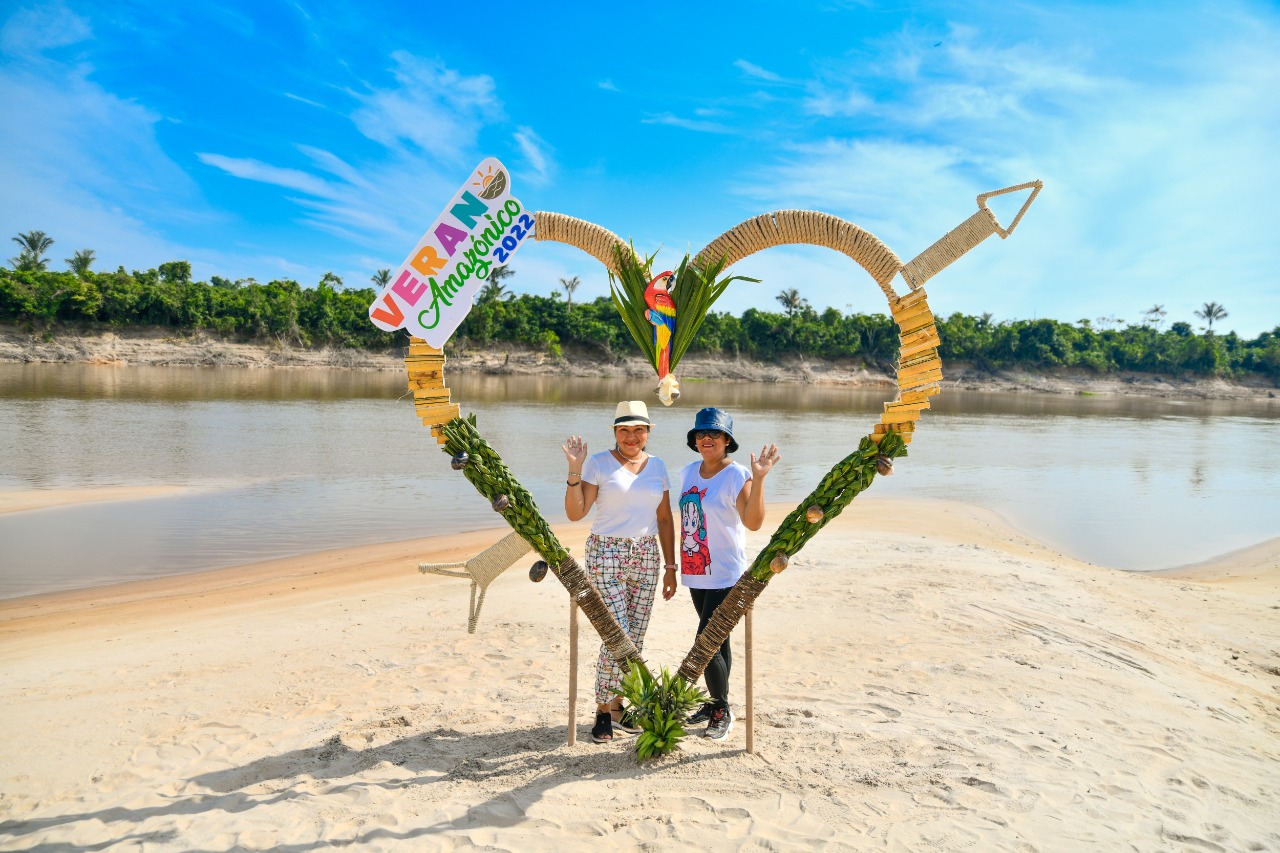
[679,485,711,576]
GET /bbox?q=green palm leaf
[610,246,757,375]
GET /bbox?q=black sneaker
[613,706,643,734]
[686,702,715,725]
[705,705,734,740]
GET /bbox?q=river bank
[1,324,1275,400]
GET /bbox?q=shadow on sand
[1,720,744,851]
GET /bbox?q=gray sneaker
[705,705,734,740]
[686,702,715,725]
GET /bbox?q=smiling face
[694,429,730,463]
[614,424,650,457]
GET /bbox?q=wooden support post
[567,599,579,746]
[745,606,755,755]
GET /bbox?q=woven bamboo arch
[691,209,904,301]
[531,208,943,447]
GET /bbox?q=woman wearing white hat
[562,401,677,744]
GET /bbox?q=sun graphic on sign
[472,165,508,200]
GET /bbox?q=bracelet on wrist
[566,479,581,486]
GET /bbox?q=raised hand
[561,435,588,470]
[750,443,781,479]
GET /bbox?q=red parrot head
[648,271,674,292]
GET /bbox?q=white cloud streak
[735,59,784,82]
[513,126,553,186]
[641,113,733,134]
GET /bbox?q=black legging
[689,587,733,704]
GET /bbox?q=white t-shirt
[677,460,751,589]
[582,451,671,538]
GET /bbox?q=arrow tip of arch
[977,180,1043,239]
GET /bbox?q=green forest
[3,231,1278,380]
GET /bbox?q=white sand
[1,498,1277,851]
[0,484,188,515]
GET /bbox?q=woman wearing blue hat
[677,407,780,740]
[563,401,678,745]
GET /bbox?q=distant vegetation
[2,238,1277,380]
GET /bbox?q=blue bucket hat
[687,407,739,453]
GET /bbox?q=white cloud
[0,1,91,57]
[350,51,500,163]
[0,14,210,274]
[802,88,873,117]
[735,59,784,83]
[196,154,335,198]
[513,126,553,186]
[641,112,733,134]
[194,52,539,260]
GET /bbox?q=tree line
[3,232,1277,379]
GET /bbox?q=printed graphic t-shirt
[677,460,751,589]
[582,451,670,538]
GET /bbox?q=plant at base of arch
[616,661,708,761]
[608,245,757,403]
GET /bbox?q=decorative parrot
[644,270,676,379]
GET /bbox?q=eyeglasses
[694,430,725,441]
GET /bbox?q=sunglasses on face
[695,430,725,441]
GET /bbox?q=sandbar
[1,498,1276,850]
[0,484,188,515]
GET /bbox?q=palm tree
[66,249,96,278]
[776,287,808,319]
[1194,302,1228,331]
[10,230,53,271]
[478,264,516,303]
[478,278,513,304]
[371,268,392,288]
[560,275,580,312]
[1142,304,1166,329]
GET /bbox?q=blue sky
[1,0,1276,337]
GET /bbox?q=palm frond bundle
[609,246,757,376]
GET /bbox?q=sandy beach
[1,497,1277,851]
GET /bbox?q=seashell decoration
[529,560,549,582]
[875,454,894,477]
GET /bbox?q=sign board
[369,157,532,346]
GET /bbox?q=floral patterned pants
[585,533,660,704]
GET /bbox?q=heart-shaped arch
[409,183,1041,750]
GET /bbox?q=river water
[1,363,1276,598]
